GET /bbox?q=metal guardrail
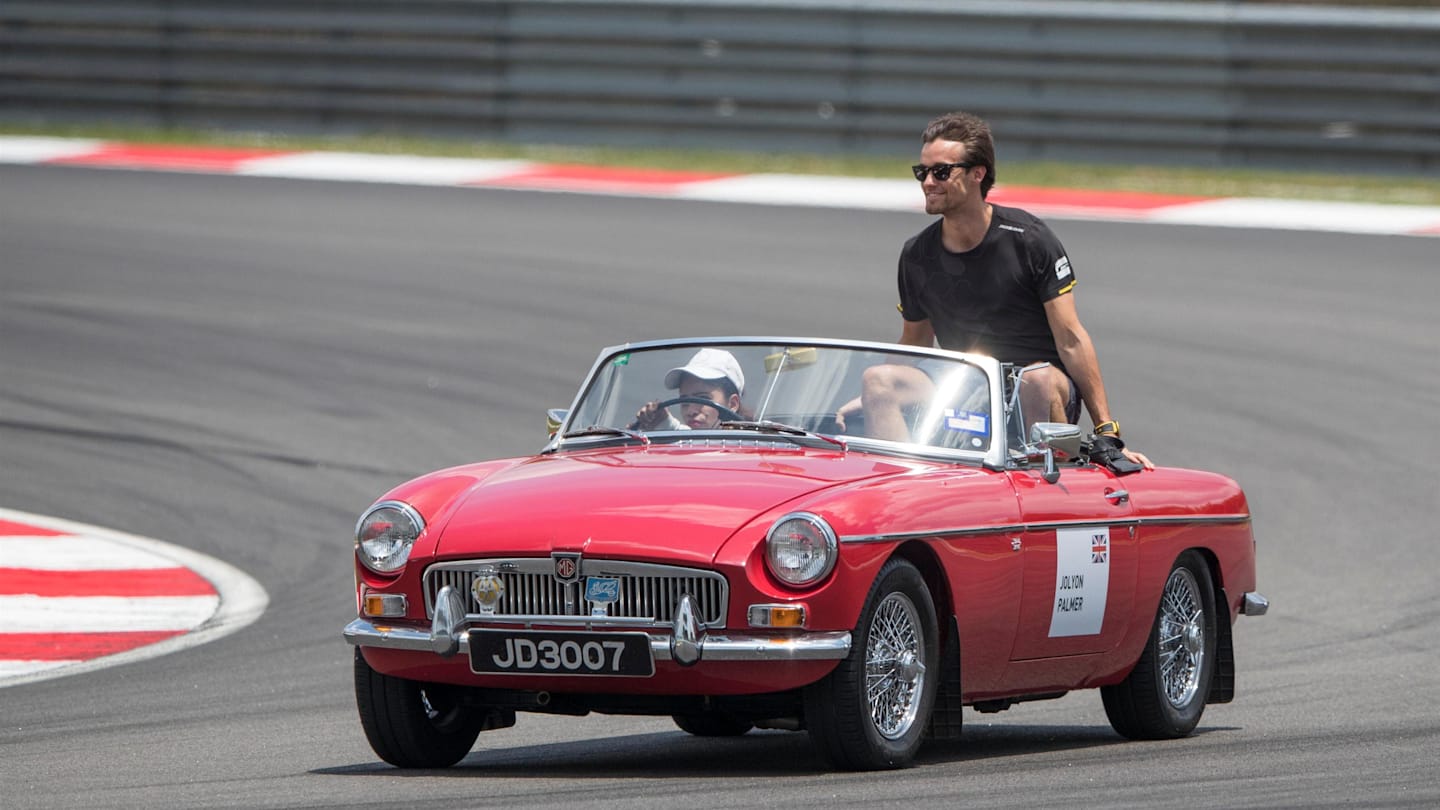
[1,0,1436,173]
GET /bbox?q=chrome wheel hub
[1183,621,1204,657]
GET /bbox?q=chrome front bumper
[1241,591,1269,616]
[344,589,852,664]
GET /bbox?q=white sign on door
[1048,527,1111,637]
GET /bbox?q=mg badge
[552,552,582,585]
[471,572,505,613]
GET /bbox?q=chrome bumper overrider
[1241,591,1269,616]
[343,590,851,664]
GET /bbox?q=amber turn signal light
[363,592,408,618]
[747,604,806,628]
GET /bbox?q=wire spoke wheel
[804,558,939,770]
[865,593,926,739]
[1100,551,1217,740]
[1157,568,1205,709]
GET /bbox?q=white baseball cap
[664,348,745,395]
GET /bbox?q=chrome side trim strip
[1135,514,1252,526]
[343,618,851,662]
[841,513,1250,544]
[842,525,1026,544]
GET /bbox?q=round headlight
[765,512,838,587]
[355,501,424,574]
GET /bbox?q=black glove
[1089,434,1143,476]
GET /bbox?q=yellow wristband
[1094,420,1120,436]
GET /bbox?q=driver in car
[634,348,748,430]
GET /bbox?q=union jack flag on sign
[1091,533,1109,564]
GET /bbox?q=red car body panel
[431,447,911,566]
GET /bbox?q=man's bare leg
[1018,364,1073,435]
[861,365,935,442]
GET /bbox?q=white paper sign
[1048,527,1111,637]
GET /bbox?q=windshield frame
[549,336,1012,467]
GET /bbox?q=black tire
[804,558,939,770]
[353,648,483,768]
[1102,551,1218,740]
[672,712,754,737]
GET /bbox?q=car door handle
[1104,489,1129,504]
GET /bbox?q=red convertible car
[344,337,1266,770]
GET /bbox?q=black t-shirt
[897,204,1075,368]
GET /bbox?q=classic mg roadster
[344,337,1266,770]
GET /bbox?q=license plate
[469,629,654,677]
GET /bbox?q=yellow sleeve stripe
[1056,280,1077,296]
[896,303,904,314]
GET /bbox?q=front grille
[424,558,728,627]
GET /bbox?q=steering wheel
[630,396,743,429]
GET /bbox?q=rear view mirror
[763,346,818,373]
[1030,422,1082,483]
[546,408,568,438]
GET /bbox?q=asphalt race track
[2,164,1437,809]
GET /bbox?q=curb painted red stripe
[46,143,296,172]
[0,567,218,597]
[0,631,186,661]
[478,162,737,192]
[0,520,64,537]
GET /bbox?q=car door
[1007,465,1138,665]
[839,466,1025,698]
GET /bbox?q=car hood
[431,445,913,566]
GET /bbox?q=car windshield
[564,340,994,455]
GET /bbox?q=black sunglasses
[911,161,974,182]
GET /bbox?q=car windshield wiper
[718,420,846,449]
[558,426,650,447]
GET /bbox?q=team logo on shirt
[1055,256,1073,280]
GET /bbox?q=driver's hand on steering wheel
[634,400,670,430]
[834,395,863,434]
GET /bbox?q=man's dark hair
[921,111,997,198]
